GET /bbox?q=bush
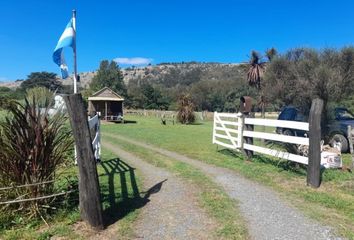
[264,47,354,115]
[0,95,73,217]
[26,87,54,108]
[177,94,195,124]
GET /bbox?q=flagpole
[72,9,78,94]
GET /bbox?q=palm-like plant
[266,47,278,62]
[247,51,266,90]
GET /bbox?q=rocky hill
[0,62,247,89]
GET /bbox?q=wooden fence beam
[244,113,254,160]
[63,94,104,230]
[307,98,324,188]
[348,126,354,170]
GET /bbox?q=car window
[279,107,297,120]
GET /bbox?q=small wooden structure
[88,87,124,122]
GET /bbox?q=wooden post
[307,98,324,188]
[244,113,254,160]
[347,126,354,170]
[63,94,104,229]
[105,101,107,120]
[237,112,244,149]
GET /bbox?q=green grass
[104,135,249,239]
[102,114,354,239]
[0,149,142,240]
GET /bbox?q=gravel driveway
[103,140,216,240]
[104,133,342,240]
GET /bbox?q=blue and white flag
[53,18,75,79]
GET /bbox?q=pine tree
[90,60,127,97]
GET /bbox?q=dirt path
[104,133,342,240]
[102,140,216,240]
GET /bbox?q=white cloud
[113,57,153,65]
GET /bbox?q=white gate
[213,112,309,165]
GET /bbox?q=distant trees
[90,60,127,97]
[127,79,170,109]
[264,47,354,117]
[0,87,24,100]
[21,72,62,92]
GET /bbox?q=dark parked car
[276,106,354,152]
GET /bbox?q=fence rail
[213,111,310,165]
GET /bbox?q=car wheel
[329,134,349,153]
[283,129,294,136]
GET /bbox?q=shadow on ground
[122,120,137,124]
[99,158,166,227]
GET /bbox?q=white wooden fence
[213,112,310,165]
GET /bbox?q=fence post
[237,112,244,149]
[347,126,354,170]
[307,98,323,188]
[212,112,217,145]
[243,114,254,160]
[63,94,104,229]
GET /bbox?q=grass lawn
[102,114,354,239]
[0,149,141,240]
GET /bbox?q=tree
[247,51,266,90]
[263,47,354,119]
[90,60,127,97]
[21,72,62,92]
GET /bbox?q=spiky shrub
[177,94,195,124]
[26,86,54,108]
[247,51,266,90]
[0,96,73,217]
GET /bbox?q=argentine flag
[53,18,75,79]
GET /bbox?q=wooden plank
[214,139,239,150]
[63,94,104,230]
[238,114,244,149]
[216,112,240,118]
[243,144,308,165]
[215,114,237,148]
[215,133,238,142]
[215,119,239,127]
[244,118,309,131]
[215,126,239,134]
[212,112,217,144]
[347,126,354,170]
[243,131,309,145]
[244,114,254,159]
[307,98,323,188]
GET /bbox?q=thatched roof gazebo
[88,87,124,122]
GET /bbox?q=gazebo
[88,87,124,122]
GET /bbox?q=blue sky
[1,0,354,81]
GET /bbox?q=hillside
[0,62,247,90]
[58,62,248,90]
[0,62,253,111]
